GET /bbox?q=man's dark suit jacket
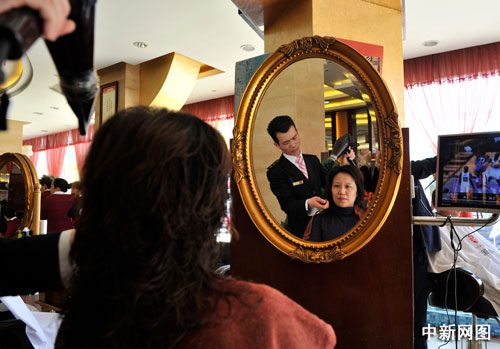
[41,194,75,233]
[411,156,441,252]
[0,232,62,296]
[267,154,334,238]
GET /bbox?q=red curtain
[404,42,500,158]
[29,151,40,167]
[405,75,500,154]
[73,142,91,177]
[23,125,95,178]
[24,124,94,151]
[404,41,500,87]
[181,95,234,123]
[181,96,235,145]
[46,146,67,178]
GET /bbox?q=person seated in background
[306,165,365,242]
[0,200,7,235]
[54,107,336,348]
[40,175,53,199]
[2,208,23,238]
[41,178,75,233]
[68,181,82,227]
[428,191,500,316]
[410,156,441,349]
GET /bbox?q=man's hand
[307,196,329,211]
[340,146,356,165]
[0,0,76,41]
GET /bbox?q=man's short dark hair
[267,115,296,144]
[40,175,52,188]
[53,178,69,192]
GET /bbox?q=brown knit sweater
[181,279,336,348]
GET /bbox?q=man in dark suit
[411,156,441,349]
[41,178,75,233]
[0,232,64,296]
[266,115,352,238]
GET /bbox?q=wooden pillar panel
[231,128,413,347]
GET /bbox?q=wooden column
[231,129,413,347]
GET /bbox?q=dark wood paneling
[231,128,413,347]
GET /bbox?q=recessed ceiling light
[133,41,148,48]
[240,44,255,52]
[50,106,59,110]
[423,40,439,47]
[211,89,217,92]
[33,112,43,115]
[40,130,48,133]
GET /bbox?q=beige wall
[0,120,27,154]
[312,0,404,123]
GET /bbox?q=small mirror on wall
[0,153,39,237]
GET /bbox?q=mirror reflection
[251,58,381,241]
[0,161,26,238]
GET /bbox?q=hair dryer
[0,0,98,135]
[330,133,358,166]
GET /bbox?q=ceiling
[4,0,500,139]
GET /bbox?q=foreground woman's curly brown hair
[56,107,232,348]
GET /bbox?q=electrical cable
[437,214,494,348]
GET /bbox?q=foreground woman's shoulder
[217,279,337,348]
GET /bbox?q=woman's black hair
[56,107,232,348]
[325,165,364,210]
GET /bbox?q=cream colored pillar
[0,120,27,154]
[97,62,140,129]
[264,0,404,124]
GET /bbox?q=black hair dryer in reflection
[0,0,98,135]
[331,133,358,167]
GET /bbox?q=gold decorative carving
[278,35,336,57]
[233,36,402,263]
[231,127,247,183]
[289,245,346,263]
[385,110,402,174]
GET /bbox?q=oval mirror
[0,153,39,237]
[232,36,402,262]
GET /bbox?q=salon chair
[428,267,499,348]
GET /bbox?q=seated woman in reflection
[307,165,365,242]
[56,107,336,348]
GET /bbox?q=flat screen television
[436,131,500,214]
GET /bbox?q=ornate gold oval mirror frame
[0,152,40,234]
[232,36,403,263]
